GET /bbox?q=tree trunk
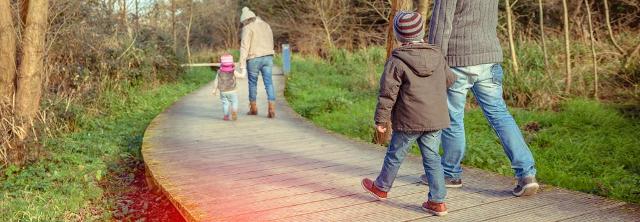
[417,0,430,29]
[134,0,139,34]
[379,0,414,145]
[398,0,413,10]
[505,0,519,74]
[385,0,399,59]
[171,0,177,54]
[603,0,625,55]
[538,0,549,68]
[186,0,193,63]
[20,0,29,26]
[15,0,49,120]
[584,0,598,99]
[385,0,413,58]
[0,0,17,104]
[561,0,572,94]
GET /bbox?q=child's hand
[376,124,387,133]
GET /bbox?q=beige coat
[239,18,275,69]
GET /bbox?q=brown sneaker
[361,178,387,200]
[231,111,238,121]
[247,102,258,115]
[422,201,448,216]
[267,102,276,118]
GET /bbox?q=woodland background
[0,0,639,220]
[0,0,638,174]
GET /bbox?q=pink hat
[220,54,235,72]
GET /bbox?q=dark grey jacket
[374,43,456,132]
[428,0,503,67]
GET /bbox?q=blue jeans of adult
[442,63,536,180]
[375,130,447,203]
[247,55,276,102]
[220,91,238,116]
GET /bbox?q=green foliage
[286,50,640,204]
[0,68,211,221]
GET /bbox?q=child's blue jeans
[375,130,447,203]
[220,91,238,117]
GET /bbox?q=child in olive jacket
[361,11,456,216]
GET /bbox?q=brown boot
[231,111,238,121]
[247,102,258,115]
[267,102,276,118]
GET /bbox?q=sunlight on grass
[285,49,640,204]
[0,68,211,221]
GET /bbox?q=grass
[285,47,640,204]
[0,67,211,221]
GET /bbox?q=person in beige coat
[238,7,276,118]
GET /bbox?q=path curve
[142,73,639,221]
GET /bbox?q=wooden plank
[142,72,640,222]
[559,204,640,222]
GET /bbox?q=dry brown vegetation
[1,0,189,166]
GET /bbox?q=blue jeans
[220,91,238,116]
[442,63,536,179]
[375,130,447,203]
[247,55,276,102]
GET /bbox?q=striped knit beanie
[393,11,425,43]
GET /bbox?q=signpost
[282,44,291,75]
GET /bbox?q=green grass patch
[285,49,640,204]
[0,68,211,221]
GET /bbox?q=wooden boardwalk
[142,73,639,221]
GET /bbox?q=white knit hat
[240,7,256,22]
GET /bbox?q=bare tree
[417,0,430,28]
[171,0,177,53]
[0,0,17,104]
[604,0,625,55]
[561,0,572,94]
[378,0,413,145]
[385,0,398,58]
[505,0,519,74]
[538,0,549,68]
[584,0,598,99]
[310,0,349,49]
[15,0,49,120]
[186,0,193,63]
